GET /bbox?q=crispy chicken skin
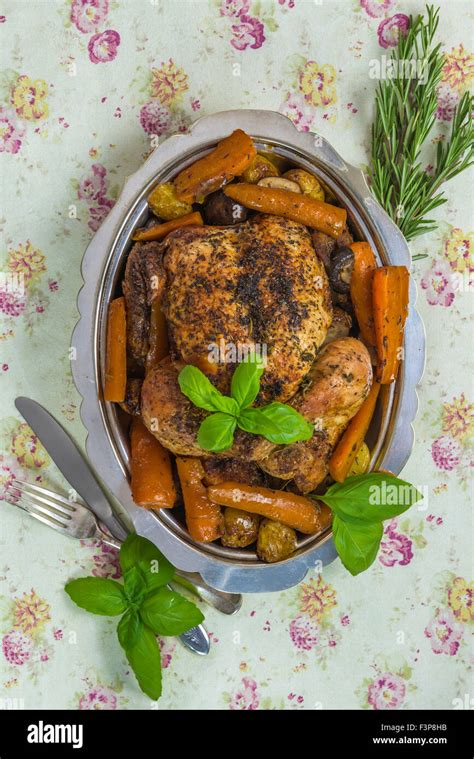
[141,358,275,460]
[260,337,372,492]
[141,338,372,494]
[161,214,332,402]
[123,240,166,369]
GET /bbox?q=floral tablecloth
[0,0,472,711]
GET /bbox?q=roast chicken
[124,213,373,493]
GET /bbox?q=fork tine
[7,482,73,518]
[4,493,72,534]
[5,489,72,526]
[12,479,77,512]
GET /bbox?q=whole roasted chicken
[124,213,372,492]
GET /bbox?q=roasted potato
[203,190,247,226]
[241,153,279,183]
[221,507,260,548]
[256,519,297,563]
[148,182,193,220]
[348,441,370,476]
[283,169,325,201]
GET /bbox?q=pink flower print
[78,684,117,709]
[278,0,295,7]
[377,14,409,49]
[53,629,63,640]
[360,0,395,18]
[431,435,461,471]
[88,199,114,232]
[2,630,33,665]
[89,539,121,579]
[88,30,121,64]
[281,93,316,132]
[420,260,456,307]
[0,286,26,318]
[340,614,350,626]
[139,101,171,136]
[231,15,266,51]
[379,519,413,566]
[78,163,108,204]
[424,608,464,655]
[436,83,460,122]
[0,457,19,501]
[289,615,319,651]
[0,107,25,154]
[220,0,250,17]
[367,672,406,709]
[229,677,260,710]
[71,0,109,34]
[159,638,176,669]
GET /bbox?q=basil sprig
[65,534,204,700]
[178,355,313,452]
[314,473,422,576]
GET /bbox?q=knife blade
[15,397,128,541]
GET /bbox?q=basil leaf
[119,534,174,591]
[117,608,143,650]
[140,587,205,636]
[178,365,236,413]
[197,413,237,452]
[332,515,383,576]
[238,403,314,444]
[123,566,147,605]
[124,623,162,700]
[65,577,127,616]
[230,353,265,409]
[319,473,422,523]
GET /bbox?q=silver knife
[14,396,211,656]
[15,396,128,541]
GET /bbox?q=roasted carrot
[176,457,224,542]
[132,211,203,241]
[350,242,377,348]
[223,183,346,239]
[104,297,127,402]
[174,129,257,203]
[207,482,331,535]
[328,381,380,483]
[130,418,176,509]
[372,266,409,384]
[146,300,169,372]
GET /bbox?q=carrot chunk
[104,297,127,402]
[176,457,224,542]
[174,129,257,203]
[130,419,176,509]
[350,242,377,349]
[207,482,331,535]
[223,183,346,238]
[372,266,410,384]
[132,211,203,241]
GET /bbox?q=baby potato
[241,154,280,183]
[348,442,371,476]
[257,519,297,563]
[283,169,325,202]
[221,507,260,548]
[148,182,193,220]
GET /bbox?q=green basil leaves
[178,355,313,452]
[65,534,204,700]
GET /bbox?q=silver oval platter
[72,109,426,593]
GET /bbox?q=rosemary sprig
[369,4,474,241]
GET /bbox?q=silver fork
[4,479,241,616]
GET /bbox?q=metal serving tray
[71,109,425,593]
